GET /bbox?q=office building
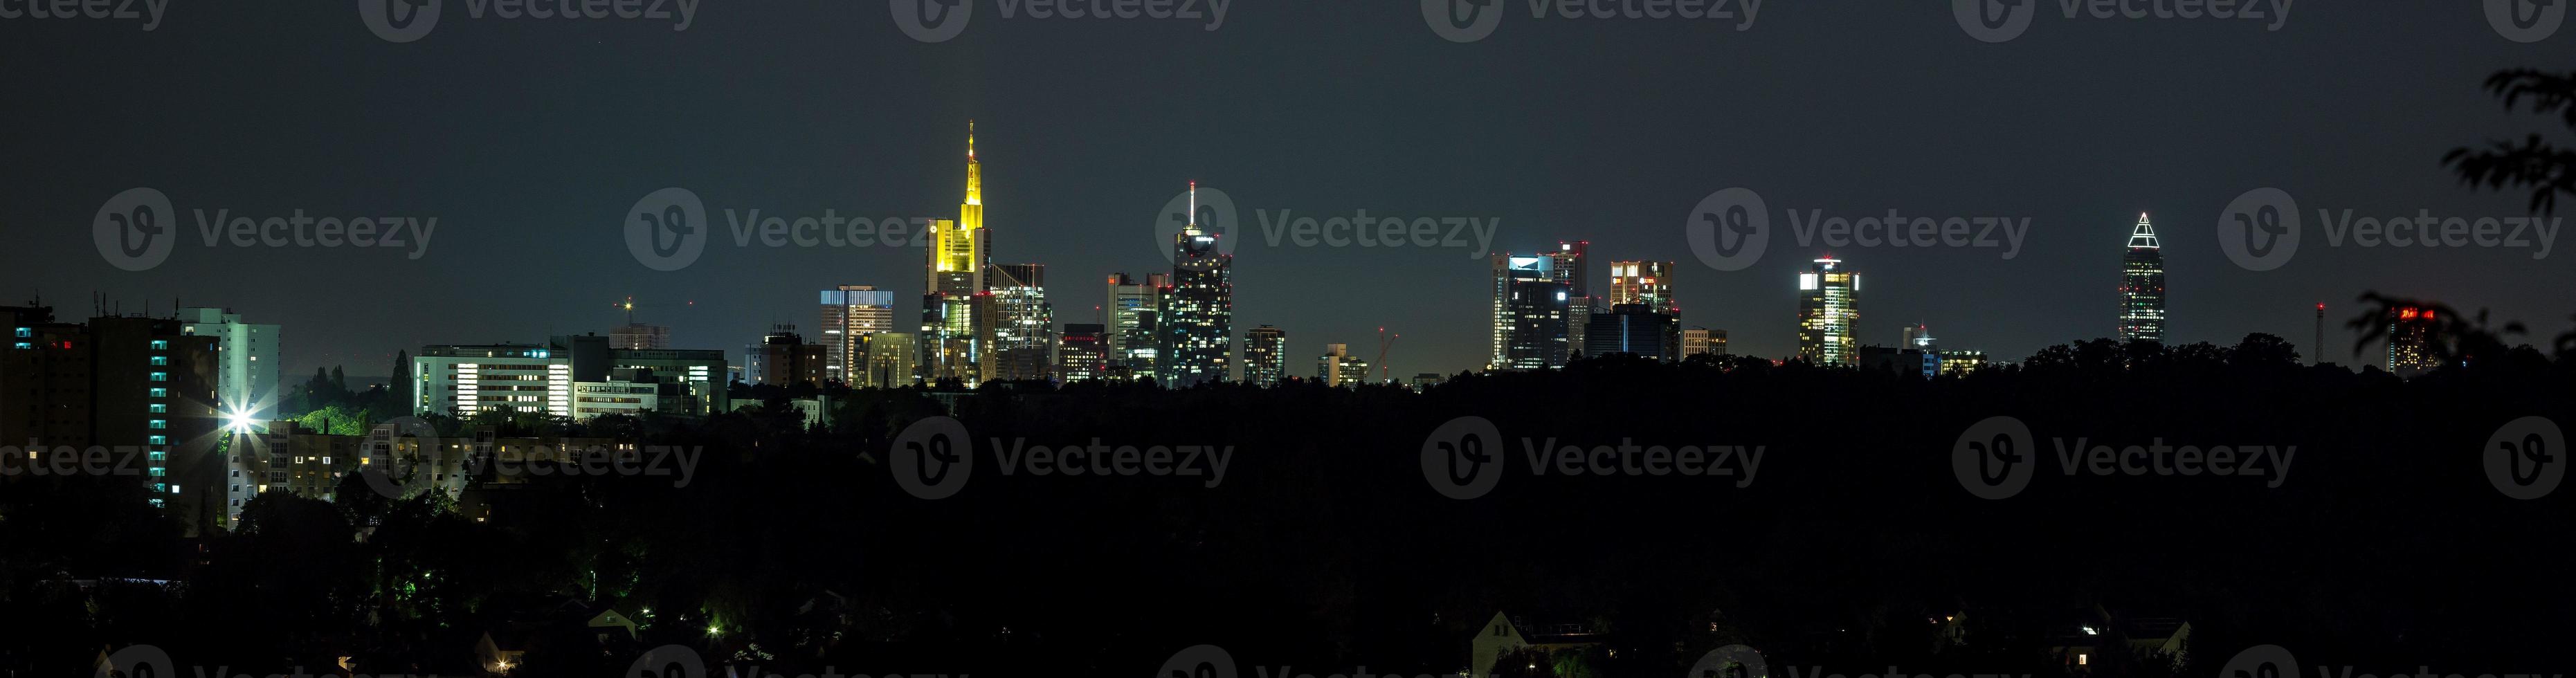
[176,307,280,423]
[1584,303,1680,362]
[1318,342,1370,387]
[610,323,669,350]
[983,263,1055,383]
[414,337,727,419]
[2387,306,2440,377]
[860,332,918,388]
[2119,212,2166,344]
[1058,324,1109,383]
[756,329,831,386]
[1244,324,1287,386]
[1107,273,1168,381]
[921,122,991,385]
[1797,257,1860,367]
[819,286,898,383]
[1609,261,1679,315]
[1682,327,1727,358]
[1490,254,1570,371]
[1157,183,1234,387]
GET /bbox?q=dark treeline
[5,329,2574,678]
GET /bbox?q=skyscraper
[176,307,280,422]
[1550,240,1594,360]
[1106,273,1168,381]
[1609,261,1678,315]
[819,286,896,384]
[2119,212,2166,344]
[1584,304,1679,362]
[1058,324,1108,383]
[921,122,990,385]
[1797,257,1860,367]
[2386,306,2440,376]
[1318,342,1370,387]
[1244,324,1287,386]
[1157,183,1234,387]
[982,263,1055,382]
[1490,254,1569,371]
[610,323,669,350]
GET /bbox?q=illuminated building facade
[756,329,831,386]
[2119,213,2166,344]
[1682,327,1727,358]
[1106,273,1168,381]
[2386,306,2440,376]
[921,122,990,385]
[860,332,917,388]
[1058,324,1108,383]
[981,263,1055,383]
[1491,254,1570,370]
[1318,342,1370,387]
[417,338,728,418]
[1584,303,1679,362]
[1,309,223,530]
[176,306,280,423]
[1797,257,1860,367]
[819,286,896,383]
[610,323,669,350]
[1609,260,1679,315]
[1244,324,1287,386]
[1550,241,1594,360]
[1157,183,1233,387]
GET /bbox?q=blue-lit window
[149,372,167,382]
[149,404,167,414]
[149,340,168,349]
[10,342,26,350]
[148,419,167,430]
[12,327,26,338]
[149,356,167,366]
[150,451,167,462]
[149,387,168,398]
[149,435,168,446]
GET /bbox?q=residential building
[176,307,280,423]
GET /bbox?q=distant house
[2046,607,2190,671]
[1469,611,1608,677]
[474,601,642,674]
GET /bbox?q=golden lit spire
[964,120,981,207]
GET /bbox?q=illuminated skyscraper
[1797,257,1860,367]
[1157,183,1233,387]
[1058,324,1108,383]
[921,122,990,384]
[819,285,896,383]
[2386,306,2440,376]
[1105,272,1168,380]
[1550,241,1594,360]
[1609,261,1678,315]
[1318,342,1370,387]
[2119,212,2166,344]
[1244,324,1287,386]
[1489,254,1570,371]
[981,264,1054,382]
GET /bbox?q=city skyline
[10,3,2573,381]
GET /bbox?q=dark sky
[6,1,2571,380]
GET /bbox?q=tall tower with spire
[921,121,991,384]
[1157,181,1234,386]
[2119,212,2166,344]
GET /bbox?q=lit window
[149,340,168,349]
[149,372,167,382]
[150,356,167,365]
[150,388,168,398]
[149,404,167,413]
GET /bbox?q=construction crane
[1376,327,1399,384]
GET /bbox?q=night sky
[6,1,2570,380]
